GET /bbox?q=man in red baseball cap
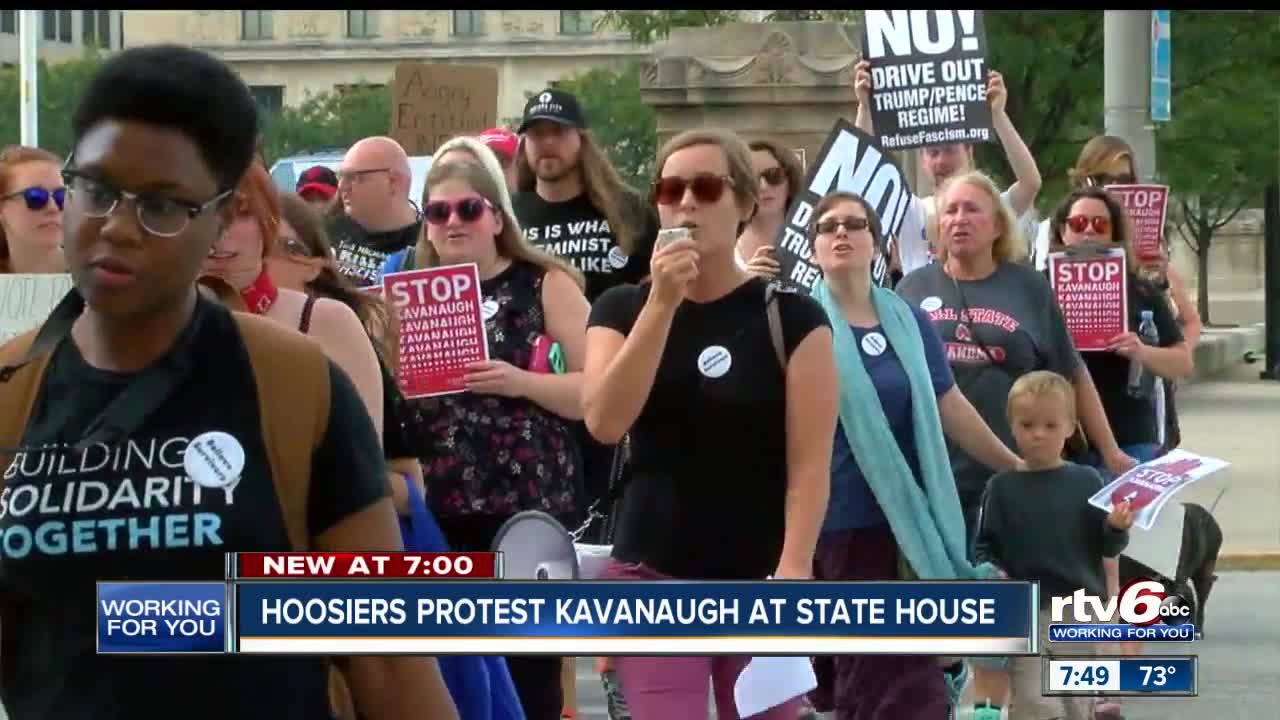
[476,127,519,193]
[296,164,339,207]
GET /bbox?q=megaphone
[491,510,614,580]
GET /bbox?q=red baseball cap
[296,165,338,201]
[476,128,519,162]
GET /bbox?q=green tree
[554,63,657,189]
[0,54,107,157]
[1157,11,1280,324]
[260,85,391,165]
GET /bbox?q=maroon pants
[810,525,950,720]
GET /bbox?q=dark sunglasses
[1066,214,1112,234]
[652,174,733,206]
[815,216,869,235]
[423,196,494,225]
[758,166,787,186]
[3,186,65,211]
[1087,173,1136,187]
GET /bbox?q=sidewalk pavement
[1172,358,1280,570]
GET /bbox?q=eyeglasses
[279,235,313,258]
[62,170,233,238]
[758,166,787,186]
[815,216,869,235]
[423,196,494,225]
[652,174,733,206]
[3,186,66,211]
[1087,173,1136,187]
[1066,215,1112,234]
[337,168,390,184]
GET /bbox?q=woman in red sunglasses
[0,145,67,274]
[1047,186,1193,465]
[396,157,589,720]
[582,128,838,720]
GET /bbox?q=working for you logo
[1049,578,1195,644]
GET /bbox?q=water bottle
[1127,310,1159,398]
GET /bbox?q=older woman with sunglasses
[1047,186,1192,464]
[734,138,804,279]
[583,128,838,719]
[0,145,67,274]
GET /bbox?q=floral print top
[402,260,581,520]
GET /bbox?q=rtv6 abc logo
[1050,578,1193,626]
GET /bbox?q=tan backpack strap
[0,331,55,476]
[197,275,249,313]
[765,287,786,370]
[232,313,331,551]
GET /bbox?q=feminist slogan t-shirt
[513,191,658,302]
[0,296,387,719]
[328,211,423,287]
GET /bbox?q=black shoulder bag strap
[570,286,787,543]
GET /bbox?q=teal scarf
[812,279,994,580]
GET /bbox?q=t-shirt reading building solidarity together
[328,211,423,287]
[896,262,1079,507]
[587,278,829,580]
[0,295,387,719]
[513,191,659,302]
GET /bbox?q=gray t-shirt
[895,262,1080,502]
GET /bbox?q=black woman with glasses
[0,45,458,720]
[0,145,66,274]
[583,128,838,719]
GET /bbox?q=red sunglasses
[423,196,494,225]
[651,174,733,206]
[1066,215,1112,234]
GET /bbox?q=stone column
[640,20,924,190]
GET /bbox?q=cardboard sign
[0,273,73,343]
[1048,247,1127,352]
[1088,449,1229,531]
[390,63,499,157]
[383,264,490,398]
[862,10,993,151]
[1106,184,1169,262]
[772,120,913,291]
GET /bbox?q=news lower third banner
[98,580,1038,656]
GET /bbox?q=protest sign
[772,120,913,291]
[1106,184,1169,262]
[0,273,73,343]
[862,10,992,151]
[1048,247,1127,351]
[383,264,489,399]
[390,63,499,157]
[1088,449,1229,531]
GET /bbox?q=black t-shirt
[587,279,830,579]
[0,296,388,719]
[512,190,658,302]
[328,211,423,287]
[1081,274,1184,447]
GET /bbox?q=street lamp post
[19,10,39,147]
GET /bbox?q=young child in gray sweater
[975,371,1135,720]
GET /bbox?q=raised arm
[987,71,1042,217]
[853,59,874,134]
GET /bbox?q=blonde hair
[0,145,63,274]
[655,128,760,215]
[1068,135,1137,188]
[1008,370,1087,456]
[516,128,644,255]
[413,161,585,290]
[935,171,1025,265]
[432,136,516,220]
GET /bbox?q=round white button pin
[185,432,246,490]
[920,296,943,312]
[697,346,732,379]
[861,332,888,357]
[607,246,629,270]
[480,299,500,321]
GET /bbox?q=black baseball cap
[518,89,587,133]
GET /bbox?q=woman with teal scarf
[801,192,1022,720]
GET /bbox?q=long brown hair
[0,145,62,273]
[515,128,644,255]
[416,161,585,289]
[748,138,804,211]
[233,161,281,258]
[276,191,399,366]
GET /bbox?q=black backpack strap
[765,283,786,370]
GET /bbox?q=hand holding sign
[464,359,529,398]
[987,70,1007,114]
[744,245,782,280]
[1107,500,1136,531]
